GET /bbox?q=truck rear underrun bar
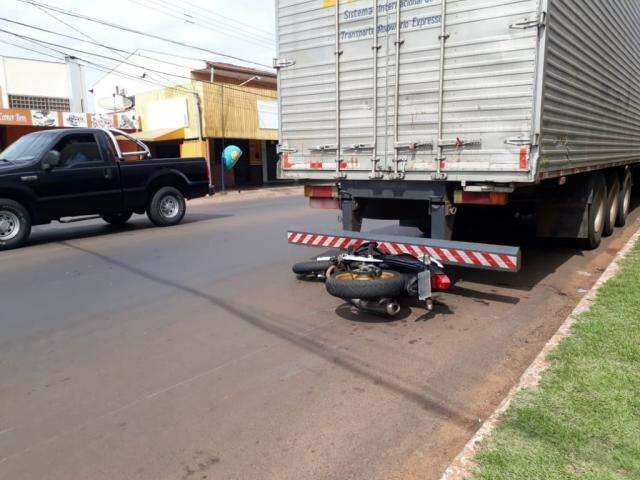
[287,229,521,273]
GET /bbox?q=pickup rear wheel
[102,212,133,226]
[147,187,186,227]
[0,199,31,251]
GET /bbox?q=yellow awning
[129,128,185,141]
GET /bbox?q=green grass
[473,241,640,480]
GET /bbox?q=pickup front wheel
[0,199,32,251]
[147,187,186,227]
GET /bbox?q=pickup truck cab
[0,128,212,250]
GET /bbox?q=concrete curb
[189,186,303,205]
[440,225,640,480]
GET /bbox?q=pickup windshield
[0,133,53,164]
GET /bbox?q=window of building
[8,94,71,111]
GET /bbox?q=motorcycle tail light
[431,273,452,291]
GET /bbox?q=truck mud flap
[287,229,521,273]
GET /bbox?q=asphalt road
[1,195,638,480]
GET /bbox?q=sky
[0,0,277,107]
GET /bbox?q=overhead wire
[176,0,275,38]
[141,0,275,45]
[0,16,206,72]
[29,4,174,87]
[0,36,65,61]
[16,0,274,69]
[1,38,267,135]
[127,0,273,50]
[0,28,276,102]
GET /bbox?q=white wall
[0,59,7,108]
[2,57,69,98]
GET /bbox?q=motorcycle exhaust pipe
[351,299,401,317]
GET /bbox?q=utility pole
[65,56,88,112]
[220,83,226,192]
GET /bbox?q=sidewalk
[190,184,303,205]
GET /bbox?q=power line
[16,0,274,69]
[129,0,275,49]
[137,48,208,66]
[81,60,269,118]
[1,37,270,123]
[128,0,196,25]
[1,28,276,101]
[177,0,275,38]
[145,0,275,44]
[29,4,174,88]
[0,37,65,61]
[0,16,205,71]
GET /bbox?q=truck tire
[616,169,633,228]
[147,187,186,227]
[603,174,620,237]
[0,199,32,251]
[102,212,133,226]
[325,270,405,299]
[292,260,333,276]
[583,175,607,250]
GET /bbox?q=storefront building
[133,62,279,189]
[0,55,138,149]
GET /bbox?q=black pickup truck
[0,128,212,250]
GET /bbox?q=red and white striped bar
[287,230,521,272]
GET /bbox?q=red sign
[0,108,31,125]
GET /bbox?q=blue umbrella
[222,145,243,171]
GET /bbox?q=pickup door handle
[103,168,113,180]
[20,175,38,182]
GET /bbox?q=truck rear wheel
[0,199,31,251]
[147,187,186,227]
[616,169,633,227]
[603,175,620,237]
[583,175,607,250]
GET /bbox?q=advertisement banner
[0,108,138,131]
[30,110,59,127]
[62,112,89,128]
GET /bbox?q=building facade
[0,56,138,152]
[133,62,279,189]
[0,56,90,113]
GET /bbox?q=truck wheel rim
[623,186,631,215]
[0,211,20,241]
[609,192,619,226]
[160,195,180,219]
[594,195,605,233]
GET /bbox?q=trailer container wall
[277,0,543,183]
[277,0,640,186]
[538,0,640,180]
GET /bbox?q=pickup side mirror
[42,150,61,170]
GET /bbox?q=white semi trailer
[276,0,639,253]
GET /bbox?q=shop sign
[0,108,31,125]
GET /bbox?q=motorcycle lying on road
[292,243,452,317]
